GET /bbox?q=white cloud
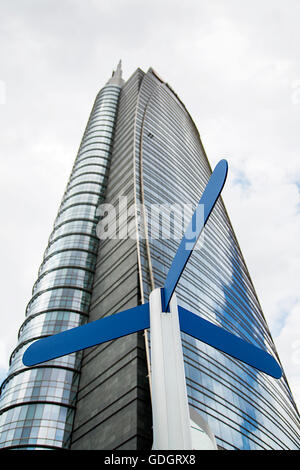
[276,301,300,411]
[0,341,8,371]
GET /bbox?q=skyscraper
[0,63,299,450]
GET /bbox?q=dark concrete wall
[70,69,153,450]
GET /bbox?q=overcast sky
[0,0,300,412]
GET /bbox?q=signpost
[23,159,282,449]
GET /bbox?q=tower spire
[107,60,124,86]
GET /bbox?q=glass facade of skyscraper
[134,69,300,450]
[0,73,122,449]
[0,64,299,450]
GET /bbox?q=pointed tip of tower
[107,60,124,87]
[116,59,122,74]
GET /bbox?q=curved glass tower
[0,64,300,450]
[133,70,300,450]
[0,63,123,449]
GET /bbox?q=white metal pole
[150,288,192,450]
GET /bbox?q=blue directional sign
[162,159,228,312]
[22,160,282,380]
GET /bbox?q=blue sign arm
[162,160,228,312]
[22,303,150,367]
[178,305,282,379]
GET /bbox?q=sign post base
[150,288,192,450]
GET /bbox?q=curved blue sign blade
[23,303,150,367]
[163,159,228,312]
[178,306,282,379]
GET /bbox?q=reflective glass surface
[134,69,300,449]
[2,67,299,451]
[0,403,74,449]
[0,83,121,449]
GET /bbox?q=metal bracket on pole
[150,288,192,450]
